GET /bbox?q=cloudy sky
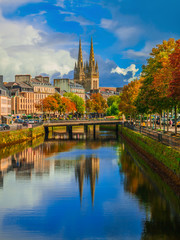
[0,0,179,87]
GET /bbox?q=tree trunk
[155,114,156,129]
[150,114,152,129]
[167,110,169,132]
[160,114,162,129]
[146,114,148,127]
[140,114,142,126]
[175,105,177,135]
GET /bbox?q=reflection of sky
[0,144,145,240]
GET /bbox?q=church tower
[74,38,85,83]
[74,37,99,92]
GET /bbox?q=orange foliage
[169,39,180,101]
[119,79,142,116]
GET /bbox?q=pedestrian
[169,119,172,128]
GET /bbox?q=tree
[136,39,176,129]
[64,92,85,114]
[36,96,58,116]
[169,39,180,102]
[119,79,142,120]
[60,97,77,115]
[168,39,180,134]
[107,95,120,107]
[86,93,108,115]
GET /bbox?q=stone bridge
[44,120,122,140]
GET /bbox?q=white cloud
[0,0,43,12]
[28,10,47,17]
[100,18,142,46]
[111,64,139,82]
[59,10,74,15]
[0,13,76,82]
[55,0,65,8]
[64,15,94,26]
[115,26,140,41]
[122,41,157,60]
[100,18,118,29]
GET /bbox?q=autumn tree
[64,92,85,114]
[168,39,180,134]
[86,93,108,116]
[119,78,142,121]
[136,38,176,129]
[35,96,58,117]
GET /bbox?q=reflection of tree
[119,146,180,240]
[43,141,77,157]
[75,155,99,205]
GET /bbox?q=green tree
[107,95,120,107]
[64,92,85,114]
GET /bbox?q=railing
[123,122,180,148]
[0,122,43,132]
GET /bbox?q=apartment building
[54,78,85,101]
[14,75,56,114]
[0,76,11,123]
[5,82,35,115]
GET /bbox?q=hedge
[0,126,44,148]
[121,126,180,176]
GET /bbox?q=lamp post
[163,111,165,133]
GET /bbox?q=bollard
[158,133,162,142]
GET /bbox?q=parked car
[23,122,29,126]
[14,119,24,123]
[0,125,4,131]
[2,124,10,130]
[172,118,180,126]
[0,124,10,130]
[28,120,35,124]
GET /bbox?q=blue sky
[0,0,179,87]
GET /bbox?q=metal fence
[123,122,180,148]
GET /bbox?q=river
[0,129,179,240]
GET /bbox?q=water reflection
[75,155,99,205]
[119,145,180,240]
[0,135,179,240]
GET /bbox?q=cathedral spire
[89,37,95,65]
[78,37,83,67]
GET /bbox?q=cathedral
[74,37,99,92]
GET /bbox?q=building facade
[54,78,85,101]
[5,75,56,116]
[0,76,11,123]
[74,38,99,92]
[5,82,35,115]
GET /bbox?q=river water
[0,130,179,240]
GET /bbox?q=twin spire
[77,37,98,70]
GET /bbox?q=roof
[4,82,18,87]
[99,87,117,92]
[18,82,33,89]
[70,82,85,90]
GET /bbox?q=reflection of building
[75,155,99,205]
